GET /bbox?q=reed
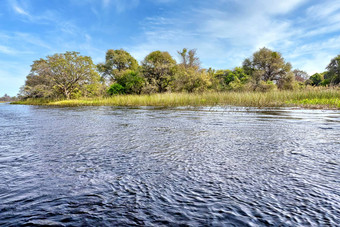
[12,88,340,109]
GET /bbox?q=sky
[1,0,340,96]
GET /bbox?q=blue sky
[1,0,340,96]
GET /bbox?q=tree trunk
[64,88,70,99]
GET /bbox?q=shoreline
[12,90,340,109]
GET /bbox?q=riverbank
[12,89,340,109]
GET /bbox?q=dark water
[0,103,339,226]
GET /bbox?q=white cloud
[130,0,340,74]
[130,0,306,69]
[101,0,140,12]
[12,3,30,16]
[306,1,340,19]
[0,45,17,55]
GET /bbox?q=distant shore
[12,89,340,109]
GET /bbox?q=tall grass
[12,88,340,109]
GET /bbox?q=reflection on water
[0,104,339,226]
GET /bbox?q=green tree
[21,59,57,99]
[48,52,100,99]
[142,51,177,93]
[172,48,211,92]
[243,47,293,89]
[173,67,212,92]
[308,73,324,86]
[97,49,138,82]
[325,55,340,84]
[212,67,250,91]
[114,70,145,94]
[22,51,100,99]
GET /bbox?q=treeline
[0,94,16,102]
[19,47,340,99]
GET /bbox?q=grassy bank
[13,88,340,109]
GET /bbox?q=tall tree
[243,47,293,89]
[21,59,57,98]
[326,55,340,84]
[22,52,100,99]
[177,48,200,69]
[48,52,99,99]
[142,51,177,93]
[97,49,138,82]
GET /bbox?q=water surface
[0,103,339,226]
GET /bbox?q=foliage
[243,47,294,89]
[114,70,145,94]
[277,71,295,90]
[177,48,200,69]
[325,55,340,84]
[308,73,324,86]
[18,47,340,107]
[20,59,58,99]
[0,94,15,102]
[213,67,250,91]
[254,81,277,92]
[107,83,125,95]
[21,51,100,99]
[293,69,309,82]
[141,51,177,93]
[172,67,212,92]
[172,48,212,92]
[17,88,340,109]
[97,49,139,82]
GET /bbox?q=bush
[107,83,125,95]
[255,81,277,92]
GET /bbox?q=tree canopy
[97,49,139,82]
[242,47,294,89]
[326,55,340,84]
[19,47,340,100]
[22,51,100,99]
[177,48,200,69]
[142,51,177,93]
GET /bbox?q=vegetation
[20,51,102,100]
[13,88,339,109]
[97,49,139,83]
[0,94,17,102]
[16,47,340,109]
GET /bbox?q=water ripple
[0,105,339,226]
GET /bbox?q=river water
[0,103,339,226]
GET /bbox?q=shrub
[115,70,145,94]
[255,81,277,92]
[108,83,125,95]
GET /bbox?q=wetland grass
[13,88,340,109]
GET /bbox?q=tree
[22,51,100,99]
[177,48,200,69]
[326,55,340,84]
[212,67,250,91]
[48,52,100,99]
[172,67,212,92]
[293,69,309,82]
[142,51,177,93]
[0,94,12,102]
[172,48,210,92]
[243,47,293,89]
[97,49,138,82]
[308,73,323,86]
[113,70,145,94]
[21,59,57,99]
